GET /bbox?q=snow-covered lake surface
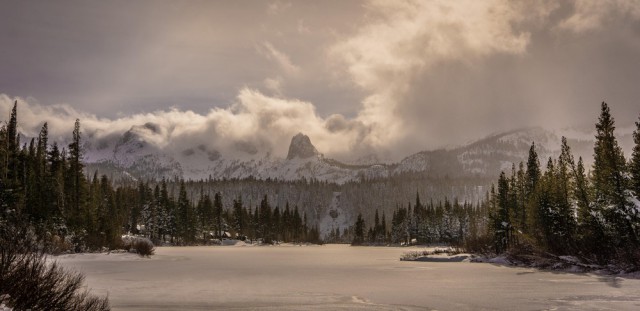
[56,245,640,310]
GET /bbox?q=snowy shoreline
[400,249,640,278]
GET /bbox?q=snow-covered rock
[286,133,319,160]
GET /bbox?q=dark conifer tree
[574,157,591,225]
[592,102,637,258]
[176,180,193,244]
[67,119,86,231]
[259,195,272,243]
[231,196,245,239]
[492,172,510,253]
[214,192,224,239]
[631,114,640,201]
[197,190,214,241]
[524,142,541,235]
[352,213,365,245]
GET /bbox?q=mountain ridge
[82,125,605,183]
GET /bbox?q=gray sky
[1,0,640,160]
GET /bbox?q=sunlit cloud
[2,0,640,162]
[329,0,544,150]
[0,90,370,160]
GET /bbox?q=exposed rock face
[286,133,319,160]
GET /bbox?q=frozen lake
[56,244,640,310]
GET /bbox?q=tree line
[348,102,640,269]
[487,102,640,265]
[350,195,489,246]
[0,101,321,251]
[135,180,322,245]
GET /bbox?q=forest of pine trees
[350,194,489,247]
[0,101,321,252]
[3,99,640,267]
[487,102,640,266]
[348,102,640,269]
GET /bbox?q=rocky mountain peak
[287,133,319,160]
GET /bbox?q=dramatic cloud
[329,0,549,150]
[329,0,640,153]
[2,0,640,161]
[0,90,369,160]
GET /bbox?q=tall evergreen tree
[232,197,245,238]
[493,172,510,253]
[7,101,18,158]
[214,192,224,239]
[591,102,637,256]
[524,142,541,235]
[555,137,577,250]
[259,195,271,242]
[176,180,193,244]
[197,190,214,241]
[592,102,628,207]
[574,157,591,225]
[352,213,365,245]
[525,142,541,196]
[67,119,86,231]
[631,114,640,201]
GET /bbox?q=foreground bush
[0,221,110,311]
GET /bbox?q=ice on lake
[56,244,640,310]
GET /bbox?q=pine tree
[352,213,365,245]
[197,190,214,241]
[47,142,65,227]
[3,101,20,213]
[555,137,577,250]
[381,211,387,243]
[98,175,119,248]
[526,142,541,196]
[592,102,628,207]
[514,162,527,234]
[214,192,224,239]
[7,101,18,158]
[629,115,640,254]
[574,157,591,225]
[176,180,192,244]
[591,102,637,257]
[524,142,541,235]
[232,196,245,239]
[631,114,640,201]
[67,119,86,231]
[493,172,510,253]
[282,202,291,242]
[259,195,271,243]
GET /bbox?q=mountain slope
[83,125,605,184]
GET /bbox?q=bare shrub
[121,235,155,257]
[0,220,110,311]
[133,238,155,257]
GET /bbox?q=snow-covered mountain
[83,124,627,183]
